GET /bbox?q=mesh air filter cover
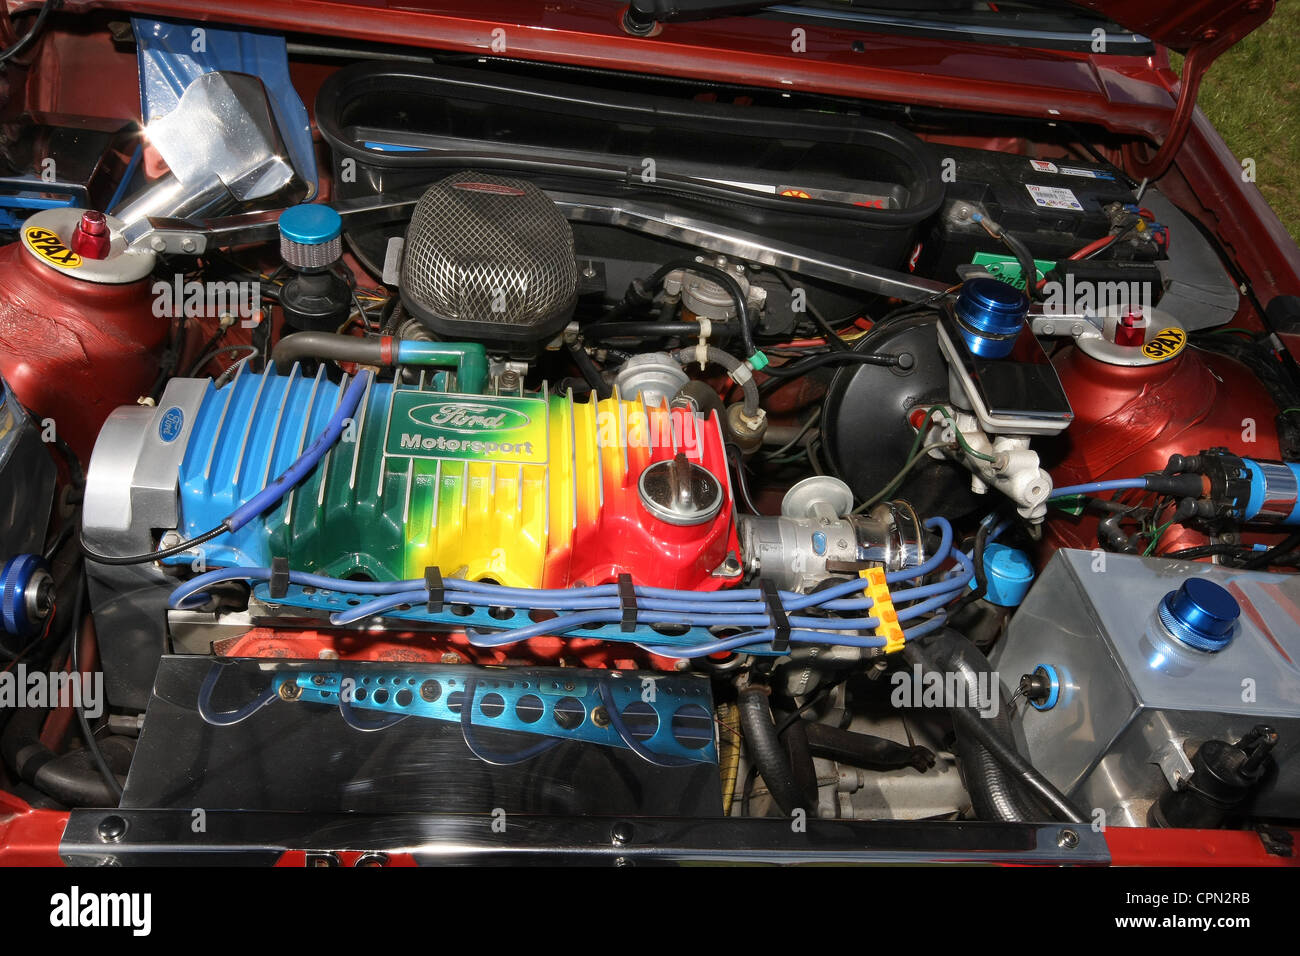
[400,172,578,342]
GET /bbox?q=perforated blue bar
[274,666,717,764]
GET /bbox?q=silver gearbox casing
[992,549,1300,826]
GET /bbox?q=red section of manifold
[545,401,742,591]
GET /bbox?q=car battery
[918,145,1148,286]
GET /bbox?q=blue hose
[900,612,949,641]
[225,370,372,531]
[168,515,966,656]
[1049,478,1148,500]
[196,662,280,726]
[170,515,959,614]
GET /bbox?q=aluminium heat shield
[400,172,578,343]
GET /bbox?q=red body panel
[1047,345,1283,554]
[0,791,68,866]
[0,241,163,461]
[1105,825,1300,866]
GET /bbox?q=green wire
[853,416,941,514]
[921,405,997,463]
[1143,520,1175,556]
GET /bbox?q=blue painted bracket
[273,665,718,764]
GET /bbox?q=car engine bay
[1,11,1298,862]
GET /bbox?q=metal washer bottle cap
[279,204,343,270]
[638,453,723,526]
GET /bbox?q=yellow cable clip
[861,567,904,653]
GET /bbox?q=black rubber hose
[802,722,936,773]
[737,685,806,816]
[760,350,907,379]
[647,259,757,358]
[902,631,1038,823]
[1,707,132,807]
[904,631,1087,824]
[780,718,820,813]
[670,345,761,418]
[1,706,45,779]
[946,704,1087,824]
[583,320,704,341]
[566,340,611,399]
[66,575,122,803]
[31,745,133,807]
[271,331,387,367]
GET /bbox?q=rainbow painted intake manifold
[83,359,742,595]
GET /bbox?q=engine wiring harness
[168,515,969,660]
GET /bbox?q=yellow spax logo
[1141,327,1186,361]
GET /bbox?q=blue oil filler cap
[1158,578,1239,653]
[971,542,1035,607]
[279,204,343,270]
[954,276,1029,359]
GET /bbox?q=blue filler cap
[954,277,1029,359]
[278,204,342,245]
[1159,578,1239,653]
[2,554,46,637]
[971,542,1035,607]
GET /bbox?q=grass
[1170,4,1300,242]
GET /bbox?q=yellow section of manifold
[401,391,670,589]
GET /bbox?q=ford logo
[158,406,185,443]
[406,401,531,434]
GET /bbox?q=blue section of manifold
[171,363,370,567]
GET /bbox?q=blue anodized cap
[954,277,1029,359]
[279,204,342,245]
[279,204,343,270]
[1158,577,1240,653]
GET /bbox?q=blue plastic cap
[1159,578,1239,652]
[971,542,1035,607]
[279,204,342,245]
[955,277,1029,359]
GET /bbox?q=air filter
[400,172,578,343]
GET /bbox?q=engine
[88,367,739,591]
[3,33,1299,856]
